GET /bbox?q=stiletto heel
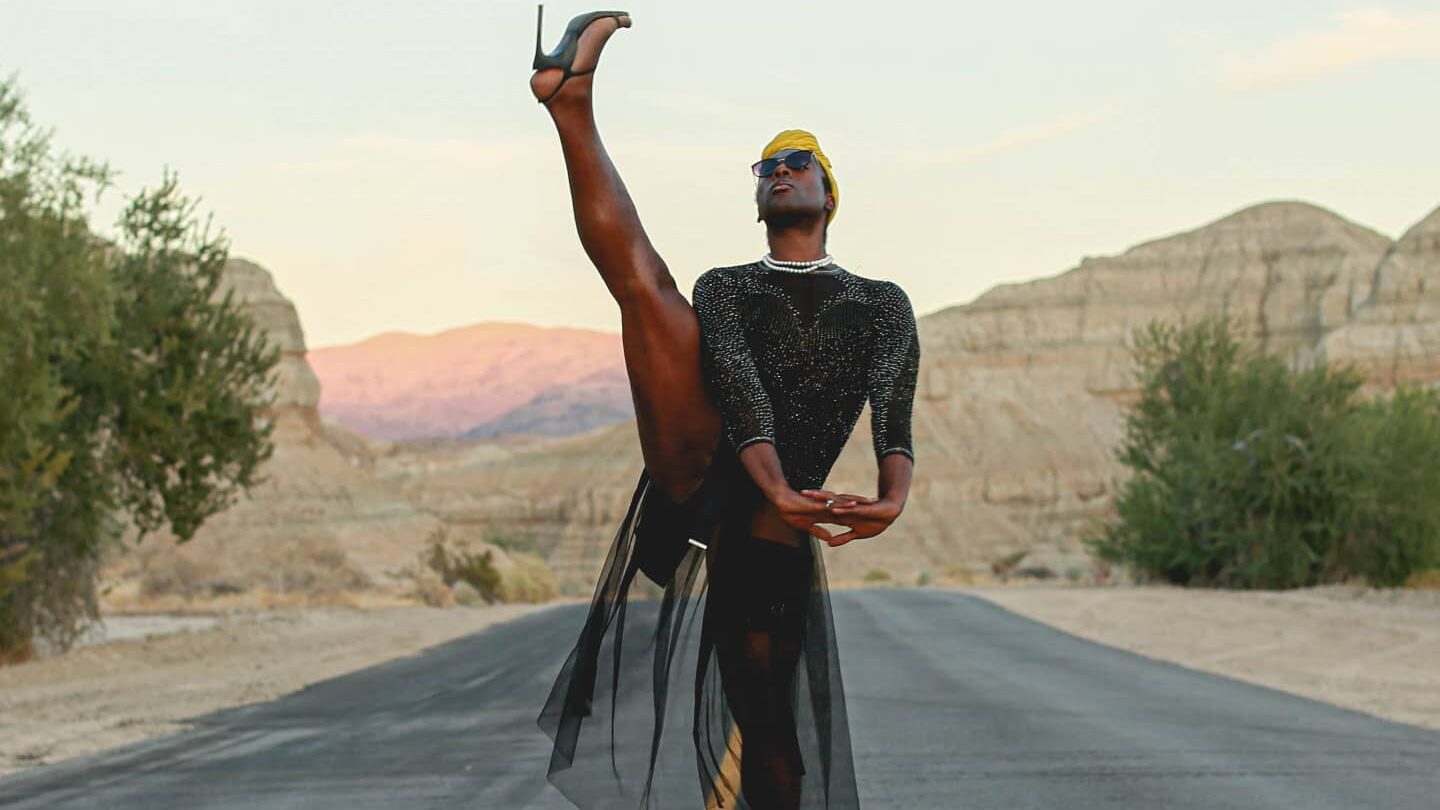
[530,4,632,105]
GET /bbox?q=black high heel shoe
[531,4,632,105]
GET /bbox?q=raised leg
[530,15,720,504]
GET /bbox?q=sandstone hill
[378,201,1440,593]
[103,259,520,604]
[309,322,630,441]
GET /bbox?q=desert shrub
[1090,317,1440,589]
[990,551,1026,578]
[916,570,932,587]
[419,527,502,602]
[451,580,485,607]
[410,574,456,608]
[498,551,559,603]
[863,568,891,584]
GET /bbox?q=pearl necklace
[760,253,836,273]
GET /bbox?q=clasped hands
[773,487,903,547]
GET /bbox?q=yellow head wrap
[761,129,838,224]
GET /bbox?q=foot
[529,14,630,107]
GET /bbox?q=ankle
[531,69,594,110]
[541,88,592,115]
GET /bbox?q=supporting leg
[712,536,812,809]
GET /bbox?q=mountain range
[308,323,630,441]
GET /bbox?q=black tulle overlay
[536,445,860,809]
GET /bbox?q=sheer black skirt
[536,443,861,809]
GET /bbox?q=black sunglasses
[751,150,814,178]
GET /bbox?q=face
[755,148,833,224]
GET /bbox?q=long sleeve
[692,269,776,452]
[867,281,920,463]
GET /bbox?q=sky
[3,0,1439,348]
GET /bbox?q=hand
[772,488,859,544]
[800,489,903,547]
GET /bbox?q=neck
[764,215,827,262]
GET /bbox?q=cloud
[1222,8,1440,90]
[921,106,1118,166]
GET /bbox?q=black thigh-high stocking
[715,537,812,809]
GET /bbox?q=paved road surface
[2,589,1437,809]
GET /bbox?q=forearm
[877,453,913,507]
[737,441,792,503]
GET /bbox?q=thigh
[618,285,721,501]
[713,537,812,723]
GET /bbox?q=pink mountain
[308,322,632,441]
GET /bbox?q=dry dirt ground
[959,582,1440,732]
[3,583,1437,779]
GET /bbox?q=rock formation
[1316,206,1440,387]
[379,200,1440,592]
[108,258,510,594]
[217,258,323,420]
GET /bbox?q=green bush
[863,568,891,583]
[1089,317,1440,588]
[0,78,277,657]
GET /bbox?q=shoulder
[838,269,913,311]
[693,263,760,294]
[703,262,762,278]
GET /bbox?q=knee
[654,469,704,506]
[613,274,681,312]
[651,441,716,504]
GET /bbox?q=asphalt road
[2,589,1437,809]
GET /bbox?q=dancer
[530,7,920,809]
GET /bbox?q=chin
[761,206,823,224]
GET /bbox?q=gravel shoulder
[0,602,556,777]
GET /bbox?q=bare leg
[530,16,720,504]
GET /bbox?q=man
[531,9,918,809]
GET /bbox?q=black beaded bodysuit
[539,261,921,810]
[692,261,919,489]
